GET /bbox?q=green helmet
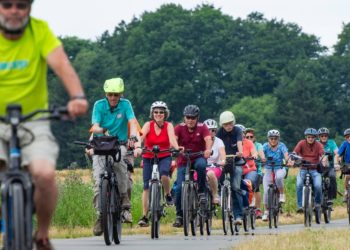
[103,78,124,93]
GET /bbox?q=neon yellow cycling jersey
[0,17,61,116]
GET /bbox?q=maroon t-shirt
[294,140,324,165]
[175,122,210,166]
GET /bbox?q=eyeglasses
[346,135,350,139]
[106,93,121,97]
[319,134,328,138]
[210,129,217,133]
[246,136,254,139]
[269,137,278,141]
[185,116,197,120]
[153,111,165,115]
[0,1,30,10]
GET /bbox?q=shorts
[194,167,222,181]
[0,121,59,167]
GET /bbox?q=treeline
[48,4,350,168]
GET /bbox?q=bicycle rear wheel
[182,183,190,236]
[267,187,274,229]
[113,186,122,244]
[5,183,26,250]
[101,179,113,245]
[150,182,160,239]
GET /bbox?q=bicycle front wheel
[221,186,230,235]
[347,187,350,225]
[101,179,113,245]
[5,183,26,250]
[113,186,122,244]
[273,190,279,228]
[303,186,312,227]
[205,192,213,236]
[150,182,160,239]
[182,183,190,236]
[267,187,274,229]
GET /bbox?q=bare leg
[207,171,218,201]
[161,175,171,195]
[255,192,261,209]
[142,189,149,216]
[29,159,57,240]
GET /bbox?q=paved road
[52,219,349,250]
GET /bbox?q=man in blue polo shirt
[90,77,140,235]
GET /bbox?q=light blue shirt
[92,98,135,141]
[262,142,288,169]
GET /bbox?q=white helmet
[235,124,246,133]
[204,119,218,129]
[219,111,235,126]
[267,129,280,137]
[149,101,170,119]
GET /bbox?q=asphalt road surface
[53,219,349,250]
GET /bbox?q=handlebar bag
[91,136,120,156]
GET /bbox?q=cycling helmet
[235,124,246,133]
[219,111,235,126]
[318,127,329,135]
[204,119,218,129]
[149,101,170,119]
[103,78,124,93]
[267,129,280,137]
[183,105,200,117]
[304,128,318,136]
[344,128,350,137]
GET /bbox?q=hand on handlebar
[204,149,212,159]
[134,147,142,158]
[236,151,243,158]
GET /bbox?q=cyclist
[91,77,140,235]
[135,101,181,227]
[338,128,350,202]
[0,0,88,248]
[172,105,213,227]
[216,111,244,225]
[245,128,266,219]
[294,128,324,213]
[317,127,339,204]
[203,118,226,204]
[261,129,289,221]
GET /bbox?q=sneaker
[138,216,149,227]
[262,211,269,221]
[165,194,174,206]
[296,207,303,214]
[279,193,286,203]
[93,216,103,236]
[122,209,133,223]
[234,217,242,225]
[173,216,183,227]
[255,209,263,219]
[34,237,54,250]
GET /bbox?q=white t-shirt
[207,136,225,166]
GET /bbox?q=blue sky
[31,0,350,50]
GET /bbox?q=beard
[0,15,29,34]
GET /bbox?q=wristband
[70,94,86,100]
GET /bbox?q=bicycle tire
[303,186,312,227]
[267,187,274,229]
[101,179,113,245]
[221,186,229,235]
[250,208,256,230]
[243,208,249,232]
[150,182,160,239]
[112,184,122,244]
[347,187,350,225]
[323,207,331,224]
[190,186,198,236]
[182,183,190,236]
[229,191,234,235]
[273,190,279,228]
[5,183,26,250]
[205,192,212,236]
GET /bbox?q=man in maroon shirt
[294,128,324,213]
[173,105,213,227]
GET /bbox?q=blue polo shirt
[92,98,135,141]
[338,140,350,163]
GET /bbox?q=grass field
[51,167,349,238]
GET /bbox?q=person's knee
[30,162,56,188]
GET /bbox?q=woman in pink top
[135,101,180,227]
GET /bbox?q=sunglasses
[246,136,254,139]
[153,111,165,115]
[319,134,328,138]
[106,93,121,97]
[0,1,30,10]
[185,116,197,120]
[210,129,217,133]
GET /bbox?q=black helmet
[183,105,200,117]
[344,128,350,137]
[318,127,329,135]
[304,128,318,136]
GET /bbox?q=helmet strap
[154,121,164,129]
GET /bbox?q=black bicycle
[74,136,124,245]
[141,146,179,239]
[181,150,203,236]
[0,104,68,250]
[340,163,350,225]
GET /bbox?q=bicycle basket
[341,163,350,175]
[91,136,120,156]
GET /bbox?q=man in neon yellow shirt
[0,0,88,248]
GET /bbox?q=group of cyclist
[85,77,350,233]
